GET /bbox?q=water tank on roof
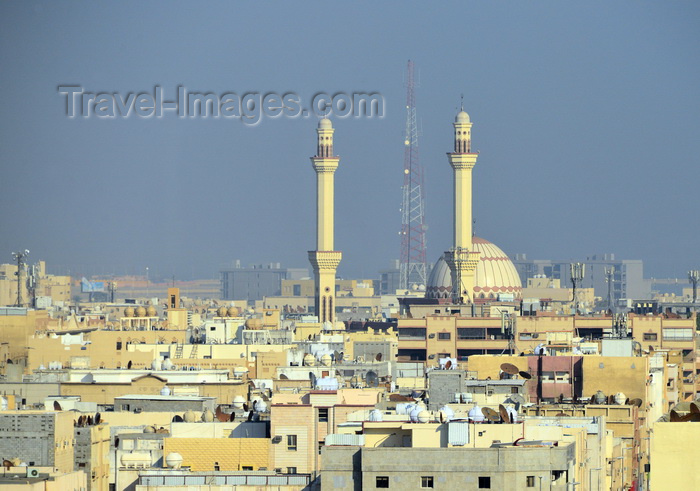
[439,405,455,422]
[369,409,383,422]
[417,410,431,423]
[255,399,268,413]
[152,359,162,371]
[593,390,607,405]
[468,405,485,422]
[233,395,245,409]
[165,452,183,469]
[160,386,171,396]
[303,354,316,366]
[614,392,627,405]
[120,452,151,468]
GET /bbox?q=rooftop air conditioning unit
[26,468,40,478]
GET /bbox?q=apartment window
[643,332,657,341]
[511,387,519,394]
[376,476,389,488]
[214,462,220,471]
[116,341,122,350]
[663,328,693,341]
[478,476,491,488]
[318,408,329,422]
[438,332,451,340]
[242,466,253,471]
[287,435,297,451]
[526,476,535,487]
[421,476,434,488]
[286,467,297,474]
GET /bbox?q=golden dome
[427,237,522,300]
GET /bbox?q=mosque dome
[318,118,332,129]
[455,110,470,123]
[426,237,522,301]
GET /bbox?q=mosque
[306,106,522,323]
[421,107,522,304]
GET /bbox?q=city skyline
[2,2,699,281]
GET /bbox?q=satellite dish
[333,350,340,362]
[628,398,643,408]
[445,359,453,370]
[338,352,344,362]
[438,410,448,424]
[690,401,700,414]
[375,353,383,362]
[500,363,519,376]
[215,405,229,422]
[172,415,183,422]
[389,393,411,402]
[94,412,101,425]
[3,460,12,469]
[510,393,526,406]
[498,404,509,423]
[309,372,317,388]
[670,410,682,422]
[279,373,288,380]
[518,371,532,380]
[127,360,132,369]
[53,401,62,411]
[77,415,85,426]
[481,407,500,422]
[366,371,378,388]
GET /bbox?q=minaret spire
[444,104,480,304]
[308,119,342,324]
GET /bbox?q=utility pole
[399,60,427,291]
[11,250,29,307]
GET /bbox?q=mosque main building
[426,106,522,303]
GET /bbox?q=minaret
[308,118,342,324]
[444,104,481,304]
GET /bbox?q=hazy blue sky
[1,1,698,281]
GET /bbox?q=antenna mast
[399,60,427,291]
[570,262,585,315]
[11,250,29,307]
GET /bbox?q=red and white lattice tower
[399,60,427,290]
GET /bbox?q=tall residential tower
[308,119,342,324]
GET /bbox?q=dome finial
[460,93,464,112]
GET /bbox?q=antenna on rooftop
[569,263,585,315]
[11,249,29,307]
[605,266,615,312]
[689,270,700,310]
